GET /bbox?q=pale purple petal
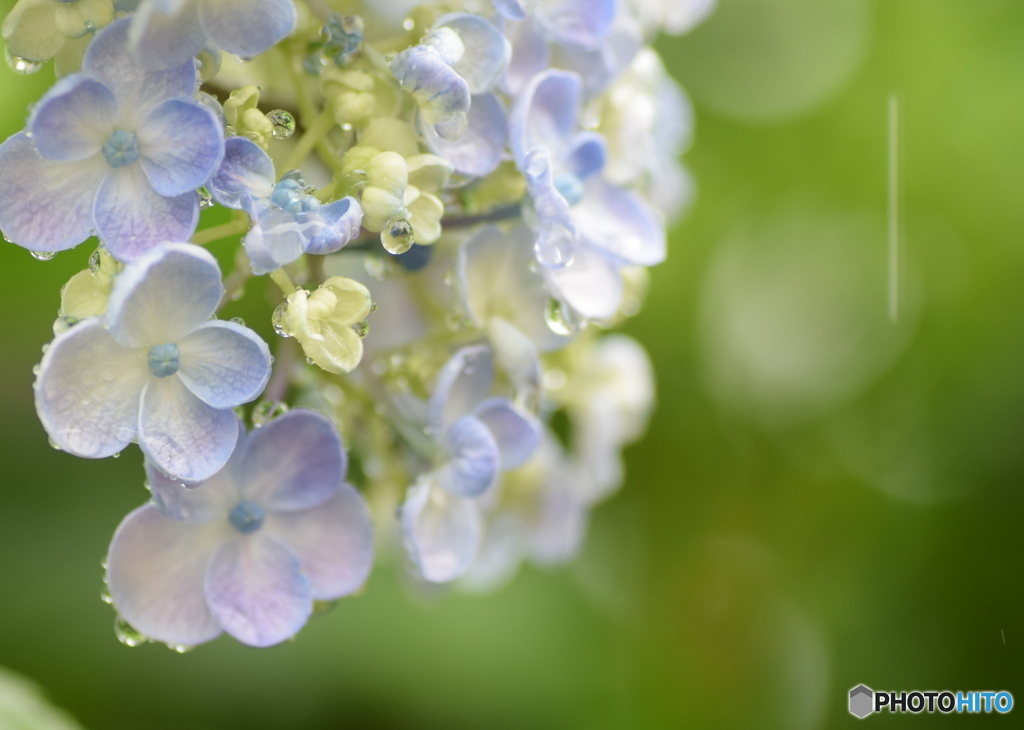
[239,410,346,512]
[536,0,616,48]
[29,75,118,162]
[86,18,198,121]
[204,535,312,647]
[265,484,373,600]
[305,197,363,255]
[93,165,199,261]
[243,204,308,274]
[565,131,606,180]
[128,0,205,71]
[436,13,511,94]
[400,476,481,583]
[34,319,149,458]
[390,44,471,141]
[420,93,507,178]
[146,447,241,523]
[439,415,499,498]
[501,18,549,96]
[0,133,107,253]
[543,241,623,320]
[524,151,577,268]
[509,69,581,165]
[198,0,296,59]
[105,243,223,347]
[573,178,666,265]
[549,11,642,98]
[137,97,224,197]
[493,0,533,20]
[208,136,275,209]
[106,504,226,647]
[473,398,541,470]
[428,345,495,431]
[138,375,239,482]
[176,321,271,409]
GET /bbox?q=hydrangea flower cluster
[2,0,710,648]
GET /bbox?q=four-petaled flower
[105,410,374,647]
[209,136,363,274]
[0,18,224,261]
[35,243,272,482]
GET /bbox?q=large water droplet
[271,302,291,337]
[535,224,575,268]
[30,250,56,261]
[544,298,578,336]
[381,218,414,255]
[350,320,369,337]
[267,109,296,139]
[5,50,43,74]
[198,187,213,209]
[252,399,288,427]
[114,615,149,647]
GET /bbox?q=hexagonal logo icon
[849,685,874,718]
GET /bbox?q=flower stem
[269,268,297,296]
[283,108,336,173]
[192,216,249,245]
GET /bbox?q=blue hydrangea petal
[208,136,275,210]
[265,484,373,600]
[34,318,149,459]
[439,415,500,498]
[93,166,199,261]
[146,435,242,523]
[105,504,226,647]
[573,178,666,265]
[536,0,616,48]
[500,18,549,96]
[106,243,223,347]
[128,0,205,70]
[542,241,623,320]
[239,410,346,512]
[550,12,642,98]
[400,475,481,583]
[436,13,511,94]
[305,197,363,255]
[86,17,198,123]
[138,374,239,482]
[458,224,568,352]
[204,534,312,647]
[565,131,606,180]
[198,0,296,59]
[0,132,107,253]
[473,397,542,470]
[524,150,578,268]
[390,44,471,141]
[242,205,308,274]
[420,92,507,178]
[493,0,535,21]
[29,75,118,162]
[137,97,224,197]
[509,69,581,166]
[176,321,271,409]
[427,344,495,432]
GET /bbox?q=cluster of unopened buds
[1,0,711,648]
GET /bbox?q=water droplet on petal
[88,249,102,273]
[233,54,255,64]
[252,399,289,427]
[168,643,194,654]
[230,316,245,326]
[381,218,414,255]
[198,187,213,209]
[47,437,62,451]
[30,250,56,261]
[5,50,43,74]
[111,451,121,459]
[350,320,369,337]
[100,586,113,604]
[544,298,579,336]
[271,302,291,337]
[267,109,296,139]
[306,356,315,365]
[114,615,149,647]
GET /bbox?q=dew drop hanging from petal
[5,50,43,74]
[267,110,296,139]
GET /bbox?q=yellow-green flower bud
[55,249,121,334]
[54,0,111,39]
[284,276,372,374]
[224,86,274,150]
[2,0,112,63]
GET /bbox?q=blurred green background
[2,0,1023,727]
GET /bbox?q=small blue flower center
[102,129,139,169]
[553,173,585,207]
[147,343,180,378]
[228,501,265,534]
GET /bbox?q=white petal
[400,475,481,583]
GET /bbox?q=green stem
[283,109,336,172]
[270,268,297,296]
[192,217,249,245]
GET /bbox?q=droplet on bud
[350,320,369,337]
[272,302,291,337]
[5,50,43,74]
[252,399,289,427]
[267,109,296,139]
[544,298,578,336]
[381,218,414,255]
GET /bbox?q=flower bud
[284,276,372,374]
